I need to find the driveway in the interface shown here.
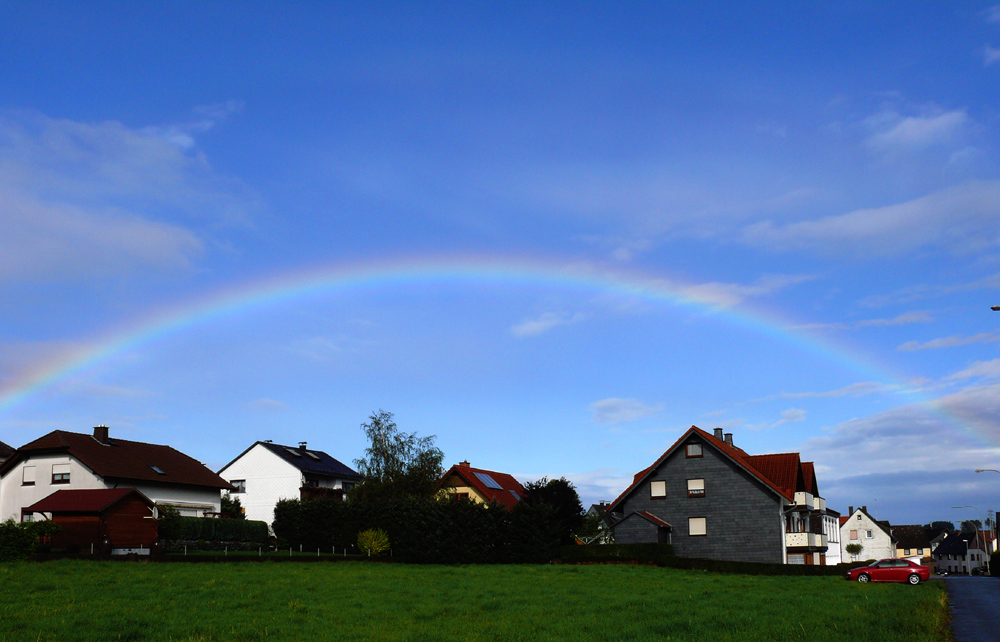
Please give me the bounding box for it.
[945,576,1000,642]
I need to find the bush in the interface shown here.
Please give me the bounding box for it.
[357,528,390,556]
[160,514,268,544]
[0,519,61,562]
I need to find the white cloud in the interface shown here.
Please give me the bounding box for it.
[898,331,1000,352]
[772,408,807,427]
[677,274,814,308]
[984,5,1000,23]
[984,45,1000,66]
[0,109,260,285]
[740,180,1000,257]
[511,311,588,337]
[766,381,899,400]
[856,311,933,327]
[562,468,637,506]
[864,108,972,154]
[589,398,663,425]
[249,398,288,411]
[944,359,1000,382]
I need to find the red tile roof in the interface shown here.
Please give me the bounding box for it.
[800,461,819,496]
[437,463,526,509]
[607,426,808,514]
[25,488,154,514]
[635,511,672,528]
[0,429,233,490]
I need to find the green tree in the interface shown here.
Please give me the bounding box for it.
[521,477,584,545]
[221,493,246,519]
[845,542,864,561]
[351,409,444,501]
[961,519,983,533]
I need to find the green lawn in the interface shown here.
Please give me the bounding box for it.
[0,561,949,642]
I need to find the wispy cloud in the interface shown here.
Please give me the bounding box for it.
[589,398,663,425]
[0,109,260,285]
[511,311,588,337]
[898,331,1000,352]
[762,381,899,401]
[944,359,1000,382]
[983,5,1000,24]
[983,45,1000,66]
[864,108,972,154]
[856,311,933,327]
[249,398,288,411]
[740,180,1000,258]
[772,408,807,427]
[678,274,815,308]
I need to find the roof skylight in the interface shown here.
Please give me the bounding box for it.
[284,447,302,457]
[305,451,321,460]
[149,465,165,475]
[474,472,502,490]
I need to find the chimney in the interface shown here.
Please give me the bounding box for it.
[459,460,470,467]
[93,425,109,444]
[849,506,854,515]
[298,441,308,449]
[862,505,867,513]
[724,433,733,447]
[713,428,723,440]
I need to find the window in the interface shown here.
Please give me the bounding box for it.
[857,514,861,520]
[918,548,923,555]
[149,465,165,475]
[865,530,873,539]
[341,481,354,493]
[650,481,666,498]
[22,466,35,486]
[689,517,706,536]
[904,549,911,555]
[850,530,858,540]
[685,443,703,458]
[687,479,705,498]
[231,479,246,493]
[51,463,70,484]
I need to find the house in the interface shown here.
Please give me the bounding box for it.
[891,524,933,564]
[606,426,833,565]
[839,506,894,561]
[0,441,14,465]
[23,488,158,554]
[933,531,992,575]
[0,426,233,522]
[581,502,616,544]
[436,461,526,509]
[217,440,362,527]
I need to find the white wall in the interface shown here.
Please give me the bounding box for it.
[840,510,894,561]
[0,455,104,521]
[218,444,302,528]
[824,514,842,565]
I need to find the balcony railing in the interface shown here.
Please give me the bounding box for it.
[785,532,826,548]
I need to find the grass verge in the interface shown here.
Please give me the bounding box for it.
[0,560,949,642]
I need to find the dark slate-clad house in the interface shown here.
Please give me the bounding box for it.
[607,426,833,565]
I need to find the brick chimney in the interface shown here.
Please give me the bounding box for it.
[93,425,110,444]
[724,433,733,447]
[849,506,854,515]
[713,427,723,440]
[459,460,470,467]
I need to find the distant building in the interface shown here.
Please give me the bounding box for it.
[840,506,894,561]
[436,461,526,509]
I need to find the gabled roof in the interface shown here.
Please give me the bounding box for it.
[0,440,14,460]
[634,511,672,528]
[219,441,361,480]
[800,462,819,496]
[437,462,526,510]
[892,524,931,550]
[607,426,801,513]
[934,532,972,556]
[25,488,154,514]
[0,429,233,490]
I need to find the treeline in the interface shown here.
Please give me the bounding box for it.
[273,496,566,563]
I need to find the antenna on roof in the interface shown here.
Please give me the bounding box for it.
[299,441,308,449]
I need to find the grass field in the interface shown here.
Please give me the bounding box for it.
[0,560,949,642]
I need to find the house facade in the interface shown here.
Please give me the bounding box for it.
[891,524,932,564]
[436,461,526,509]
[606,426,833,565]
[839,506,894,561]
[218,441,362,527]
[933,531,992,575]
[0,426,232,521]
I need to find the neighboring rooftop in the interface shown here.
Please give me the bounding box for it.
[0,440,14,460]
[25,488,154,514]
[892,524,931,550]
[437,461,526,509]
[219,441,362,480]
[0,426,233,490]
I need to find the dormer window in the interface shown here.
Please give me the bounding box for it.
[685,443,703,458]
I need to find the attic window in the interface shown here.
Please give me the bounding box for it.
[284,448,302,457]
[685,443,703,458]
[474,472,502,490]
[149,465,166,475]
[304,451,321,460]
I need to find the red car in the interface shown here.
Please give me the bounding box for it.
[845,559,930,585]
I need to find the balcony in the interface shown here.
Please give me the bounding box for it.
[785,532,826,549]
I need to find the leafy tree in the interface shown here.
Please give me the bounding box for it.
[157,505,183,540]
[221,493,246,520]
[845,542,864,561]
[351,409,444,501]
[521,477,584,545]
[925,521,955,532]
[961,519,983,533]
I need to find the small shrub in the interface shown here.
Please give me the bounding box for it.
[357,528,390,556]
[0,519,61,561]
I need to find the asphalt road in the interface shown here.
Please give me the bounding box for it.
[945,576,1000,642]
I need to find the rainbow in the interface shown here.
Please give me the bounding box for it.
[0,254,970,435]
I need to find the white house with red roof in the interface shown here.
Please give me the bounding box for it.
[0,426,233,522]
[607,426,833,565]
[840,506,895,562]
[436,461,526,509]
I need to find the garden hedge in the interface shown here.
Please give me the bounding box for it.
[173,516,269,543]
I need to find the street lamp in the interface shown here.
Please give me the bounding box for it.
[992,306,1000,311]
[975,470,999,554]
[952,505,990,576]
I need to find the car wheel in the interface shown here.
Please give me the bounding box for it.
[858,573,870,583]
[908,574,921,585]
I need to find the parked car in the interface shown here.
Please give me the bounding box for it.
[845,559,930,585]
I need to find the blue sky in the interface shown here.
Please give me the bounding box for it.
[2,2,1000,526]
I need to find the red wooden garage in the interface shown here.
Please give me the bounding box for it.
[25,488,158,553]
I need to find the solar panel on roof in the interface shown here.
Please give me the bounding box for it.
[284,447,302,457]
[474,472,502,489]
[509,490,520,501]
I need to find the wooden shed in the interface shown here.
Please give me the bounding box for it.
[24,488,158,553]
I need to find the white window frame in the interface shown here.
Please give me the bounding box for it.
[650,480,666,498]
[689,517,706,536]
[687,478,705,498]
[22,465,35,486]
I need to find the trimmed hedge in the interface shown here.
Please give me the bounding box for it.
[172,517,268,543]
[557,543,868,576]
[0,519,61,562]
